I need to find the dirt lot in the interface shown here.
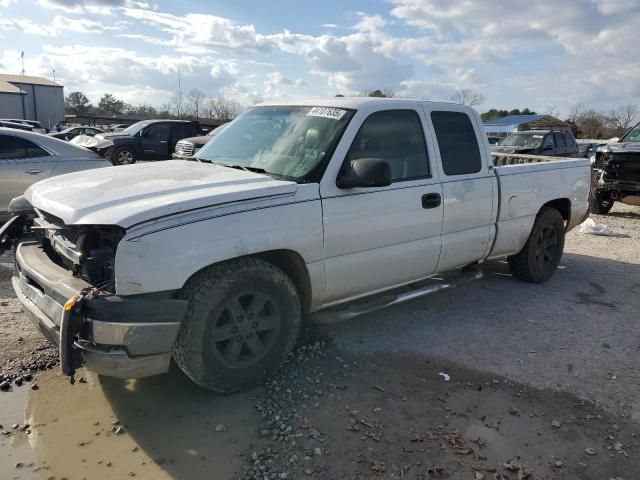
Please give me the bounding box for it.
[1,204,639,480]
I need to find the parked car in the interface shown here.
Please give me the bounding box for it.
[492,129,579,157]
[1,119,46,134]
[173,123,229,160]
[487,135,502,145]
[591,121,640,214]
[49,126,104,141]
[0,99,590,392]
[109,124,127,133]
[577,141,603,159]
[0,120,33,131]
[72,119,203,165]
[0,127,112,222]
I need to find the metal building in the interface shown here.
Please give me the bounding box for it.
[483,114,570,138]
[0,73,64,130]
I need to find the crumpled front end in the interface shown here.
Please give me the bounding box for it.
[594,144,640,205]
[4,207,187,379]
[69,134,115,160]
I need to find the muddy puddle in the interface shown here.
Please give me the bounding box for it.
[0,367,260,479]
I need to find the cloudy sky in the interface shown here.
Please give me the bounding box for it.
[1,0,639,114]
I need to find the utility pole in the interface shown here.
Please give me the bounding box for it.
[53,68,56,84]
[20,51,25,75]
[177,69,182,119]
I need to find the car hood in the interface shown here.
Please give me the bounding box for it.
[178,135,211,146]
[69,134,114,151]
[25,161,297,228]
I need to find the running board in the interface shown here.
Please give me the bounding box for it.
[310,266,483,325]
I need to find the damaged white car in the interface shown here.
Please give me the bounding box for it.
[1,99,590,392]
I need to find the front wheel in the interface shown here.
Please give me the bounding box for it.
[508,207,565,283]
[112,147,136,165]
[590,190,614,214]
[173,258,301,392]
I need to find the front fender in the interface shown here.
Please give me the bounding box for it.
[114,198,325,299]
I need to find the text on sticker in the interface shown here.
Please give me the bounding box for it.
[307,107,347,120]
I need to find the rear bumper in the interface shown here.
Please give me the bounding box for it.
[12,242,187,379]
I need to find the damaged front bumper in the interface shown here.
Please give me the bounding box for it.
[12,241,187,379]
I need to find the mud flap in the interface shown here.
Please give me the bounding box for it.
[59,294,87,383]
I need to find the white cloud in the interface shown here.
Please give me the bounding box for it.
[0,18,58,36]
[0,0,16,6]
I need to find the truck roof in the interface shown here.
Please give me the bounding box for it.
[256,97,462,110]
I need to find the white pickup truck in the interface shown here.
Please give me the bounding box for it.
[1,99,590,392]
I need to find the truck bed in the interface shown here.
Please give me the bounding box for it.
[487,154,591,259]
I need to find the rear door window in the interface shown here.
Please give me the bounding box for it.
[563,133,576,151]
[430,111,481,175]
[171,123,186,139]
[554,133,566,148]
[0,135,50,159]
[145,124,170,141]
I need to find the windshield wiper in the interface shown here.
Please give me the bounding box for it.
[198,159,268,174]
[226,164,268,174]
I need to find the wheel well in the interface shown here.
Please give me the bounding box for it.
[181,250,312,314]
[254,250,312,314]
[542,198,570,223]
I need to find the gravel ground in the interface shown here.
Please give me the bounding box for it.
[1,203,640,479]
[328,204,640,419]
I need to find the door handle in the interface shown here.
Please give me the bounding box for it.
[160,140,168,144]
[25,169,44,175]
[421,193,441,209]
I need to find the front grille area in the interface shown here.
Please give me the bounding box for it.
[175,141,195,156]
[32,211,125,293]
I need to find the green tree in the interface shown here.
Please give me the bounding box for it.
[98,93,128,114]
[64,91,91,115]
[125,104,158,118]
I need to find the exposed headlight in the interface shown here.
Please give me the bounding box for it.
[8,196,34,215]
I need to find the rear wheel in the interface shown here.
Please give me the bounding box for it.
[174,258,301,392]
[590,190,614,214]
[508,207,565,283]
[112,147,136,165]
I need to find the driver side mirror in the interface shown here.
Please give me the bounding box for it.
[336,158,392,189]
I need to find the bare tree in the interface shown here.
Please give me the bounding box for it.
[188,88,206,121]
[450,89,485,107]
[566,104,583,125]
[170,92,183,119]
[609,104,639,131]
[543,106,560,118]
[205,97,243,121]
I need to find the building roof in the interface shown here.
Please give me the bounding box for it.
[0,79,24,94]
[483,115,543,126]
[0,73,62,95]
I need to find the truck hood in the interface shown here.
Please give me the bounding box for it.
[25,161,297,228]
[599,142,640,154]
[492,146,536,154]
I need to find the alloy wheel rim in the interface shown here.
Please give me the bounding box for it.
[118,151,133,164]
[534,225,557,269]
[210,291,281,368]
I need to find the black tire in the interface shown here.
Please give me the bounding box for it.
[508,207,565,283]
[590,190,614,214]
[173,257,301,392]
[112,146,136,165]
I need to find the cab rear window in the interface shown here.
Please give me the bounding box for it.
[431,111,482,176]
